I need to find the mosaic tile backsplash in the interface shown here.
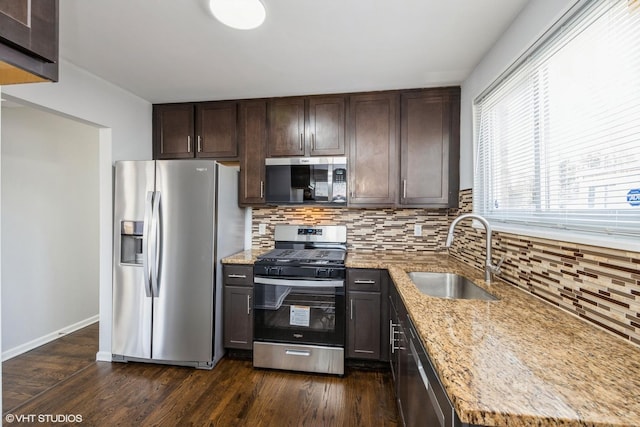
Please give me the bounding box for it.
[252,190,640,346]
[448,190,640,346]
[251,207,455,252]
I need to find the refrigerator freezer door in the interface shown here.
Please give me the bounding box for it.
[112,161,155,359]
[152,160,216,363]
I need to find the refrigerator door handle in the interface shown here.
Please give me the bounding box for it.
[150,191,162,297]
[142,191,154,298]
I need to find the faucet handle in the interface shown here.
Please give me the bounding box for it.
[493,254,506,275]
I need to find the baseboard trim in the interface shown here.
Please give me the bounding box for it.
[96,351,112,362]
[2,315,99,361]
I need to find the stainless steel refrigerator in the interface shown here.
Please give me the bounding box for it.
[112,160,244,369]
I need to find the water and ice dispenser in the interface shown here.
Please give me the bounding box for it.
[120,220,144,265]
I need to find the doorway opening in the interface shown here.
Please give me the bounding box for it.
[1,100,101,361]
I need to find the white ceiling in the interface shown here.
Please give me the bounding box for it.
[59,0,530,104]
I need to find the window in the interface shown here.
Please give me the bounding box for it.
[474,0,640,242]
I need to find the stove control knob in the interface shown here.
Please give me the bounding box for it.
[268,266,281,275]
[316,268,332,278]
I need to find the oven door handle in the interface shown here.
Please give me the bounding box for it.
[254,276,344,288]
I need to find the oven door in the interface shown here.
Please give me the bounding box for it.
[253,276,345,347]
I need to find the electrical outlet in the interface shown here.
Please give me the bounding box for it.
[258,223,267,235]
[414,224,422,237]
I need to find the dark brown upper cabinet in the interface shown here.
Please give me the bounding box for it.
[267,97,304,156]
[0,0,58,84]
[153,102,238,160]
[150,87,460,209]
[400,88,460,207]
[348,92,400,206]
[267,95,346,157]
[196,102,238,158]
[307,96,346,156]
[153,104,195,159]
[238,100,267,206]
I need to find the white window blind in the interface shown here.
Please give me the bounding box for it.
[474,0,640,239]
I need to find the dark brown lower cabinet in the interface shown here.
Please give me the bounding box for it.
[389,280,461,427]
[223,265,253,350]
[346,269,389,361]
[347,291,381,359]
[389,282,401,383]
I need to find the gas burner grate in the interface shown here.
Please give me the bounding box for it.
[258,248,346,263]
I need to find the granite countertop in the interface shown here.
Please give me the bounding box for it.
[221,248,269,265]
[223,249,640,427]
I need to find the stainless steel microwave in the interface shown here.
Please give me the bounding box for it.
[264,157,347,206]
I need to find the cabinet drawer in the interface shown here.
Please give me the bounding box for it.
[347,269,381,292]
[223,265,253,286]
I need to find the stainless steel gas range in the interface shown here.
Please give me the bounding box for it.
[252,225,347,375]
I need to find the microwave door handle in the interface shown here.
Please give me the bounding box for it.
[142,191,154,298]
[328,163,334,202]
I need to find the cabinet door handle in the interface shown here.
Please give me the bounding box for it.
[390,320,395,353]
[187,136,192,152]
[299,133,303,151]
[354,279,376,285]
[390,321,401,353]
[350,298,354,320]
[311,133,315,150]
[227,274,247,279]
[197,135,202,152]
[409,326,416,339]
[260,181,264,199]
[247,295,251,315]
[403,179,407,199]
[286,349,311,357]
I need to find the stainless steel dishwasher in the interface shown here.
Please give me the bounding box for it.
[403,321,457,427]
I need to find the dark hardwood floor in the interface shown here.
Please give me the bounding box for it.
[3,324,399,426]
[2,322,99,412]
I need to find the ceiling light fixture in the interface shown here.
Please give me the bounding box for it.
[209,0,266,30]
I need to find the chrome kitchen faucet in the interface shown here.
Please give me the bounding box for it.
[445,214,504,283]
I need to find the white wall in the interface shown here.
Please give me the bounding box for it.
[1,106,100,357]
[3,60,151,161]
[1,59,152,361]
[0,87,3,415]
[459,0,580,189]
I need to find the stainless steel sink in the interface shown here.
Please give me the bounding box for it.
[408,272,498,301]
